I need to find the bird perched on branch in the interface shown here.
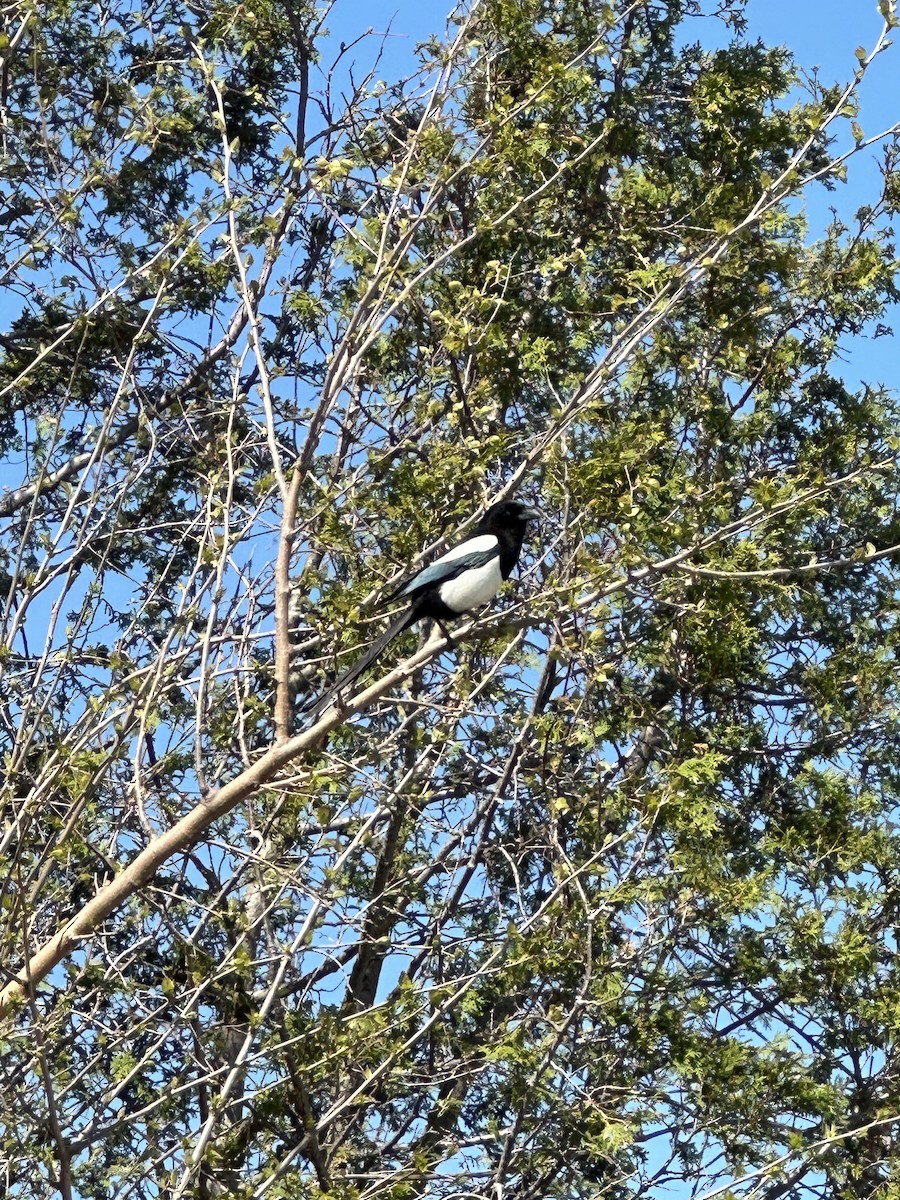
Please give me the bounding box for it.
[303,499,541,722]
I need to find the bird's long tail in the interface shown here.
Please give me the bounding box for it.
[301,607,418,723]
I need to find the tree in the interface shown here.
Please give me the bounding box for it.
[3,0,900,1196]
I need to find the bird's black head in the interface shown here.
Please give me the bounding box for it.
[479,500,541,529]
[476,500,541,580]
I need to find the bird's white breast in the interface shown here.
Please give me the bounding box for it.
[437,554,504,614]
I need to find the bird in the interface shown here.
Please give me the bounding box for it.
[303,499,541,721]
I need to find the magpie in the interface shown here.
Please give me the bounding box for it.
[304,500,541,720]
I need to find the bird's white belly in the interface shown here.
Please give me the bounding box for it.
[437,557,504,614]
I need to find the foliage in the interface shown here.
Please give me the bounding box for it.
[2,0,900,1198]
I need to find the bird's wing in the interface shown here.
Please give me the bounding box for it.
[387,534,499,603]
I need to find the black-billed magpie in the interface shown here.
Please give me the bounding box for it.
[304,500,540,720]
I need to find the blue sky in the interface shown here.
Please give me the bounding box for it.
[326,0,895,119]
[725,0,900,389]
[324,0,899,392]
